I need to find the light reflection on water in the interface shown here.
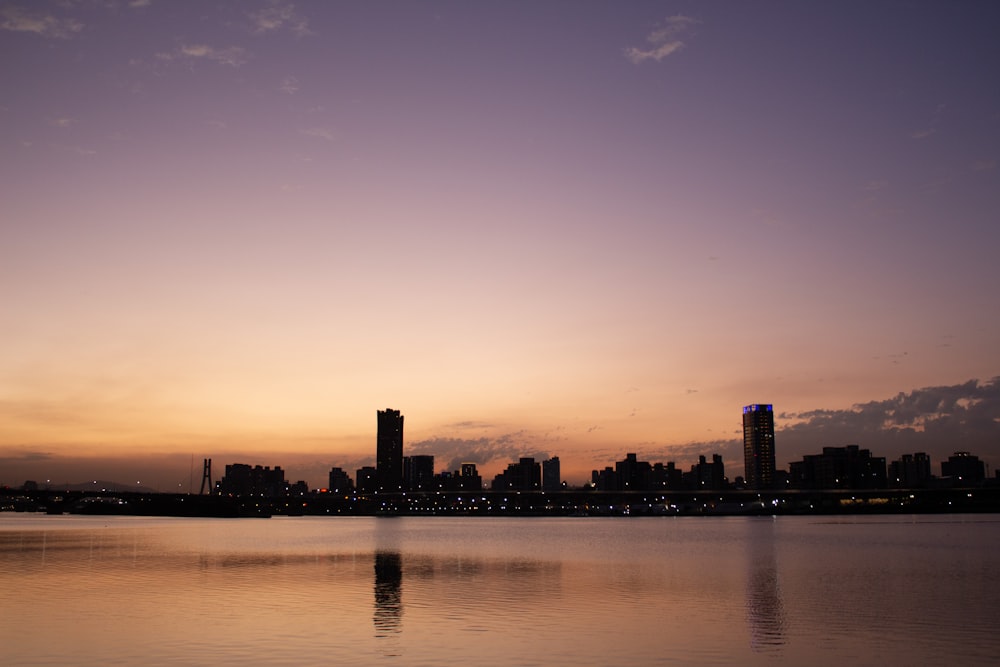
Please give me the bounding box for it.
[744,519,786,653]
[1,514,999,666]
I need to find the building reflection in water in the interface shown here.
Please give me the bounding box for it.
[373,551,403,638]
[745,519,786,652]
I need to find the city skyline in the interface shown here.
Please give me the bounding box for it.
[6,397,996,493]
[2,2,999,490]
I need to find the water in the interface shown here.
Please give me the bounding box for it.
[1,514,998,666]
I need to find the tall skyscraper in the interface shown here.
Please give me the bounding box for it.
[743,404,776,490]
[376,408,404,492]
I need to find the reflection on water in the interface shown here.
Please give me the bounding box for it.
[1,515,999,666]
[745,518,786,652]
[373,551,402,637]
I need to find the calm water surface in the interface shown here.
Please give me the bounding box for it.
[1,514,997,666]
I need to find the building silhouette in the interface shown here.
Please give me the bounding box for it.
[542,456,561,491]
[357,466,377,493]
[652,461,682,489]
[788,445,887,489]
[404,455,434,491]
[941,451,986,486]
[328,467,354,494]
[616,453,650,490]
[492,457,541,491]
[457,463,483,491]
[376,408,404,492]
[888,453,932,488]
[743,404,776,490]
[217,463,287,497]
[592,455,686,491]
[691,454,727,490]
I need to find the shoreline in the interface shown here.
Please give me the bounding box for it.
[4,486,1000,518]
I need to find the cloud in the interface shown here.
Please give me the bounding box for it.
[300,127,335,141]
[625,15,700,64]
[862,180,888,192]
[250,1,311,36]
[643,439,740,466]
[971,158,996,172]
[407,433,550,474]
[129,0,152,8]
[51,117,77,128]
[155,44,250,67]
[178,43,250,67]
[447,420,496,430]
[0,448,54,464]
[0,6,84,38]
[279,75,299,95]
[625,378,1000,480]
[775,378,1000,466]
[910,128,936,140]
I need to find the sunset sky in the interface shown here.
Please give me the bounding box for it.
[2,1,999,489]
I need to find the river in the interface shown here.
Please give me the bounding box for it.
[1,514,997,666]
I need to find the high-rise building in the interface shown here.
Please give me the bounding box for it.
[404,454,434,491]
[491,457,541,491]
[376,408,404,492]
[941,451,986,486]
[457,463,483,491]
[217,463,287,497]
[788,445,886,490]
[692,454,727,490]
[615,452,652,491]
[356,466,377,493]
[328,467,354,494]
[888,452,932,488]
[743,404,776,490]
[542,456,561,491]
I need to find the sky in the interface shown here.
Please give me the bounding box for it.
[2,0,999,490]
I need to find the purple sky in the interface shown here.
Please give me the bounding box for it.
[2,1,999,489]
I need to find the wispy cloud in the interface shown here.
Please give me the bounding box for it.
[250,1,311,36]
[279,75,299,94]
[910,128,936,140]
[408,432,548,473]
[625,15,700,64]
[0,448,54,464]
[154,44,250,68]
[51,116,77,128]
[129,0,152,8]
[300,127,335,142]
[862,180,888,192]
[178,43,250,67]
[0,5,83,38]
[971,158,996,172]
